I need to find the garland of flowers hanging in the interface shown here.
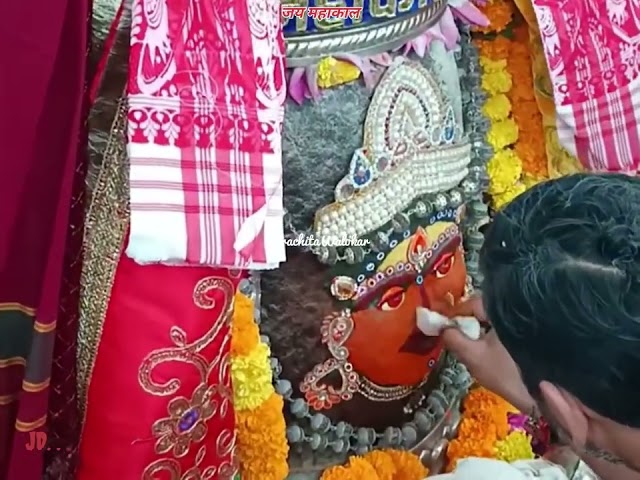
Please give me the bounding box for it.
[475,0,552,209]
[507,21,548,184]
[320,449,428,480]
[446,387,551,470]
[230,292,289,480]
[473,0,526,210]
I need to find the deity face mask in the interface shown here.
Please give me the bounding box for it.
[259,54,486,461]
[298,60,471,414]
[341,220,466,387]
[299,214,469,409]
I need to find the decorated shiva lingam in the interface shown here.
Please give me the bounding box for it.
[257,0,492,467]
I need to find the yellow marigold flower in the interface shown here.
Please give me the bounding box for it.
[480,56,508,73]
[493,183,527,210]
[482,69,513,96]
[446,388,518,470]
[483,94,512,122]
[231,342,274,411]
[487,149,523,195]
[317,57,361,89]
[487,118,519,151]
[495,431,535,462]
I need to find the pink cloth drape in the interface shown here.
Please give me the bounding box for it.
[126,0,287,268]
[533,0,640,173]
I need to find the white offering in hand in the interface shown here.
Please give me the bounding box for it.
[415,307,481,340]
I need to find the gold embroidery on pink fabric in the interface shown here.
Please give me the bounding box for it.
[139,276,237,479]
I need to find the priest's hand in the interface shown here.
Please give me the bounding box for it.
[442,294,537,414]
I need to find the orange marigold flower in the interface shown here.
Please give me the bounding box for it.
[505,30,550,180]
[476,36,512,61]
[321,457,380,480]
[445,388,519,470]
[383,449,428,479]
[230,292,260,356]
[473,0,515,34]
[361,451,396,480]
[236,393,289,480]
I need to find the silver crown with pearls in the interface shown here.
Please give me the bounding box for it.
[314,58,471,243]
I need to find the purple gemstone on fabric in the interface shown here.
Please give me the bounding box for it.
[178,409,200,432]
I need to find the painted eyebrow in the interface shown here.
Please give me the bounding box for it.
[352,235,461,309]
[421,235,461,273]
[353,271,416,310]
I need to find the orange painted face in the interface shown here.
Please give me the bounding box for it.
[344,222,467,387]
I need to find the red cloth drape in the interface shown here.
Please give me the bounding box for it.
[78,255,241,479]
[0,0,89,477]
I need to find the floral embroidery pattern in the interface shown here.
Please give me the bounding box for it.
[152,385,218,457]
[139,276,238,480]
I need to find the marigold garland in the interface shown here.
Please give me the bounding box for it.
[384,450,429,478]
[476,6,549,210]
[482,94,511,122]
[476,36,511,60]
[474,15,524,210]
[507,22,548,180]
[487,119,518,150]
[321,456,381,480]
[363,451,397,480]
[446,387,520,470]
[480,59,512,96]
[231,292,289,480]
[320,449,428,480]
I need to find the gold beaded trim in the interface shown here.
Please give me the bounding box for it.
[77,98,129,421]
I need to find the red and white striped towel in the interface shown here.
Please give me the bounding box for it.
[126,0,287,268]
[533,0,640,174]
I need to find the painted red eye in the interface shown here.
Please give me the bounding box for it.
[434,253,455,278]
[376,286,405,311]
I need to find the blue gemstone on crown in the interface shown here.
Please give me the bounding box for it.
[440,106,457,144]
[349,149,374,188]
[353,167,372,186]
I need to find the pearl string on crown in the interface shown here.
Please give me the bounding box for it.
[316,60,471,246]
